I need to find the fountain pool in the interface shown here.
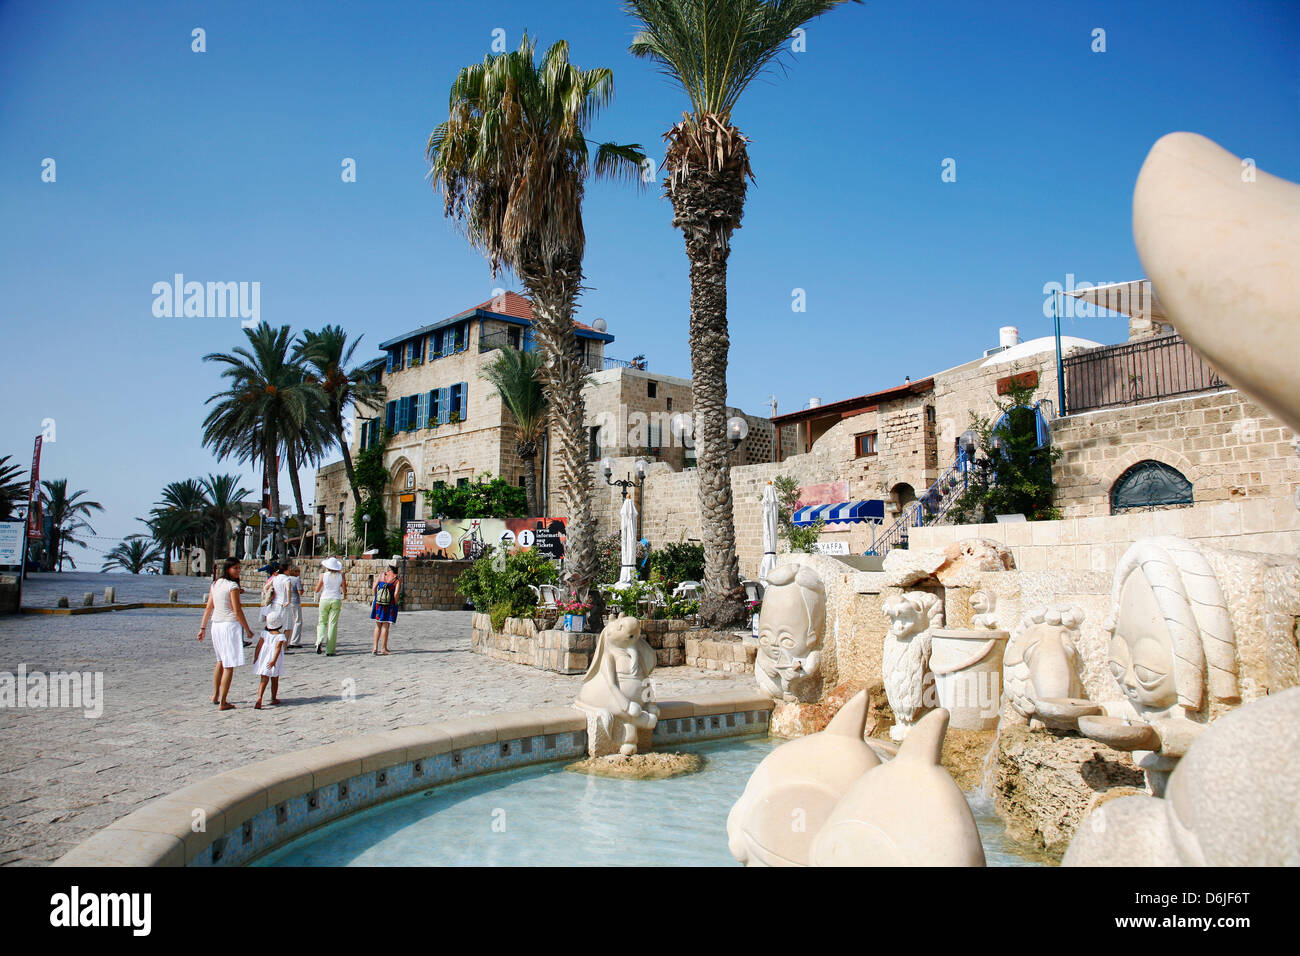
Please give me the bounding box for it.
[252,736,1046,866]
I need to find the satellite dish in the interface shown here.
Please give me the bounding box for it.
[592,317,607,333]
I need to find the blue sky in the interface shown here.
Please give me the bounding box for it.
[2,0,1297,551]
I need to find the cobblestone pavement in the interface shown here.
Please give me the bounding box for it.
[0,574,741,866]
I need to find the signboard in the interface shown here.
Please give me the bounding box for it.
[0,520,25,566]
[795,480,849,511]
[402,516,567,560]
[812,540,850,555]
[26,436,42,539]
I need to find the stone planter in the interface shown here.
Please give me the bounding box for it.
[928,627,1009,731]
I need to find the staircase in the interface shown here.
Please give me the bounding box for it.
[867,456,970,558]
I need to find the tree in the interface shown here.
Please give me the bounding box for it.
[0,455,27,520]
[947,379,1062,524]
[428,34,644,618]
[203,323,316,557]
[625,0,858,625]
[145,479,209,574]
[481,347,548,515]
[294,326,386,511]
[772,474,823,553]
[352,433,391,552]
[39,479,104,571]
[200,474,251,565]
[101,536,164,574]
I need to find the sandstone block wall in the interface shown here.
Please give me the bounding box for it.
[469,614,691,673]
[241,558,470,611]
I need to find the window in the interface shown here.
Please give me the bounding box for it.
[1110,460,1193,513]
[416,392,429,429]
[384,400,397,433]
[925,405,936,424]
[449,382,467,421]
[386,350,400,374]
[429,389,441,425]
[407,338,423,366]
[855,431,878,457]
[431,329,445,357]
[589,425,601,461]
[456,477,469,488]
[648,380,658,398]
[666,397,673,411]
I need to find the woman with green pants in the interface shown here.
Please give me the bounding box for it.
[314,557,348,655]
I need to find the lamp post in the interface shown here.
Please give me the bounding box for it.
[600,456,648,500]
[259,508,272,560]
[726,416,749,452]
[362,513,371,554]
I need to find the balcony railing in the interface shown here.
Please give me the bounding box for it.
[479,329,645,372]
[1062,333,1225,415]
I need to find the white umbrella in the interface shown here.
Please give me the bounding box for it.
[616,496,638,587]
[760,481,779,583]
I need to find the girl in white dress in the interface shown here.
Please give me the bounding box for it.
[198,558,254,711]
[253,606,288,710]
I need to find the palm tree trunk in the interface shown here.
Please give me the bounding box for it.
[264,429,281,557]
[519,443,539,517]
[286,444,306,530]
[336,412,364,510]
[671,163,748,628]
[518,259,604,628]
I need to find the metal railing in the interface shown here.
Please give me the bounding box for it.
[867,457,970,558]
[1062,333,1225,415]
[479,330,643,373]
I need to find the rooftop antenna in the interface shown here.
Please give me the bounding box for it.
[767,394,778,418]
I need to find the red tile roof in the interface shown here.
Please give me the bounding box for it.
[468,290,602,332]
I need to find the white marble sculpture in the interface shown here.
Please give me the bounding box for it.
[929,626,1010,731]
[574,616,659,757]
[727,691,878,866]
[1003,605,1096,732]
[882,591,943,740]
[754,564,825,703]
[810,707,985,866]
[970,589,998,629]
[1133,132,1300,435]
[1064,687,1300,866]
[1077,537,1238,793]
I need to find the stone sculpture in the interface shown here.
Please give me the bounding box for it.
[929,626,1010,731]
[573,616,659,757]
[727,691,878,866]
[881,591,943,740]
[754,564,825,703]
[1064,687,1300,866]
[810,708,986,867]
[970,589,998,629]
[1003,605,1097,732]
[1077,537,1238,793]
[1133,132,1300,435]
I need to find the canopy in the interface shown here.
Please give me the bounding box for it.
[759,482,779,583]
[793,500,885,527]
[615,496,638,588]
[1063,279,1170,324]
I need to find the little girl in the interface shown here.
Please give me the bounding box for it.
[253,606,288,710]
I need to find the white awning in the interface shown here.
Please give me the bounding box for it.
[1063,279,1169,324]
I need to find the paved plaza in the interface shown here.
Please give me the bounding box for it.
[0,573,740,866]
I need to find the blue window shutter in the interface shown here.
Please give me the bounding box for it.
[459,382,468,420]
[385,401,396,432]
[408,396,418,431]
[439,387,449,424]
[385,351,396,374]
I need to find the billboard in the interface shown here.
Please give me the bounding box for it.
[403,516,567,561]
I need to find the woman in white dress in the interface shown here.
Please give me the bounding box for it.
[198,558,254,710]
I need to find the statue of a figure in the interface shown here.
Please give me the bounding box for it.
[574,616,659,757]
[970,589,998,629]
[1003,605,1094,731]
[882,591,944,740]
[755,564,826,703]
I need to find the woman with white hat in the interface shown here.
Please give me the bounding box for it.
[315,557,348,655]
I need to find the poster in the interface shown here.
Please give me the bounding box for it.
[403,516,567,560]
[0,520,24,566]
[795,479,849,511]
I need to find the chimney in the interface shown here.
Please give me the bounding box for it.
[999,326,1020,349]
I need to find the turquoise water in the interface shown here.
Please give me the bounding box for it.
[253,736,1043,866]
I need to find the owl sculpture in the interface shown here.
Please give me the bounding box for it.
[881,591,944,741]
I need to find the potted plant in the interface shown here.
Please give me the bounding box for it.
[747,599,762,637]
[558,597,591,633]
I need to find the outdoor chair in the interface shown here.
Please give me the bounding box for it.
[530,584,562,610]
[637,586,667,619]
[673,581,702,601]
[741,579,764,603]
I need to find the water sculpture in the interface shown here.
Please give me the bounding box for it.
[810,707,986,867]
[1064,687,1300,866]
[882,591,944,740]
[1077,537,1238,793]
[929,625,1010,731]
[574,616,659,757]
[1003,605,1098,732]
[726,691,878,866]
[754,564,825,703]
[970,589,998,629]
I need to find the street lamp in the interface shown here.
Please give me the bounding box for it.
[601,456,648,500]
[259,508,272,559]
[727,416,749,450]
[362,513,372,553]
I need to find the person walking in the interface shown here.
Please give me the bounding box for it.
[284,564,304,650]
[252,606,288,709]
[369,559,401,655]
[198,558,254,710]
[315,556,347,655]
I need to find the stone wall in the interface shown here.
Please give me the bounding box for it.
[684,633,757,674]
[469,614,692,674]
[907,498,1300,577]
[1050,387,1298,518]
[241,558,471,611]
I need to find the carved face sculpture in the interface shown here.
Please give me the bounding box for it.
[757,566,825,669]
[1108,569,1179,715]
[884,597,923,641]
[970,591,991,616]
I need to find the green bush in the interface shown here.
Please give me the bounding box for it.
[647,541,704,588]
[424,472,527,519]
[597,531,650,585]
[772,474,823,553]
[455,545,558,623]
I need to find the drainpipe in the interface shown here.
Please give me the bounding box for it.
[1054,291,1066,415]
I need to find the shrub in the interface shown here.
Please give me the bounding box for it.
[772,474,823,553]
[647,541,704,587]
[597,531,650,585]
[455,544,558,624]
[424,472,527,519]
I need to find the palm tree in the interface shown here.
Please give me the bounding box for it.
[295,326,387,511]
[0,455,27,520]
[428,34,644,610]
[625,0,857,626]
[39,479,104,571]
[203,323,316,558]
[101,535,164,575]
[200,474,251,565]
[482,347,548,516]
[275,363,334,527]
[147,479,209,574]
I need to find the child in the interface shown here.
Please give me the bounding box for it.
[253,606,288,710]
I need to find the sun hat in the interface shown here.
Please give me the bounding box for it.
[322,557,343,572]
[264,607,285,630]
[388,557,401,570]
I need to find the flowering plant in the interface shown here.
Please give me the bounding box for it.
[557,599,591,614]
[746,599,761,613]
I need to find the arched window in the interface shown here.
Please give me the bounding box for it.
[1110,460,1193,513]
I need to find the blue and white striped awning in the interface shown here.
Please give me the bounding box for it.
[793,500,886,527]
